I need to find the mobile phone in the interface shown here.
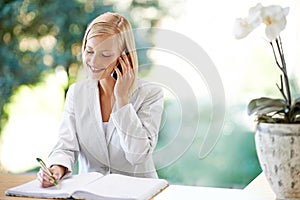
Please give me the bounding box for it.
[111,60,123,80]
[111,51,130,80]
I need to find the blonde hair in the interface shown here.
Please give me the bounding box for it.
[82,12,138,88]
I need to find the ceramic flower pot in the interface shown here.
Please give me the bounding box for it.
[255,123,300,200]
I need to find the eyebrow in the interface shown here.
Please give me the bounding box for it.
[86,45,114,52]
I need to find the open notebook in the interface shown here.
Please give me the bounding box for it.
[5,172,169,200]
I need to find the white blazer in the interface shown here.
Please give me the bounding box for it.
[47,78,164,178]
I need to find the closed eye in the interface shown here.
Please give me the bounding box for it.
[102,52,113,57]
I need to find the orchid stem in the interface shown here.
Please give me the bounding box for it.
[275,37,292,109]
[276,75,287,102]
[270,41,282,70]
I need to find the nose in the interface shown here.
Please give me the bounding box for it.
[89,52,99,65]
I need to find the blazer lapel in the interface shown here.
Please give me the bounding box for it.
[106,113,116,145]
[87,80,110,166]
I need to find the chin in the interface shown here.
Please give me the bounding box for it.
[89,72,111,81]
[86,71,100,80]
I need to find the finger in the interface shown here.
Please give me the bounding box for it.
[49,168,61,181]
[118,57,127,74]
[121,51,131,69]
[123,68,132,80]
[114,66,122,80]
[43,173,55,187]
[127,66,134,77]
[41,167,58,183]
[108,58,119,73]
[128,66,134,75]
[42,172,52,183]
[41,168,52,180]
[42,180,54,188]
[37,169,54,188]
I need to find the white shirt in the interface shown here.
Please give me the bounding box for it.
[102,122,109,144]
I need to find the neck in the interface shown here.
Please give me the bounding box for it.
[98,78,115,96]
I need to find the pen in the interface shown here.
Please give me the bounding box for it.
[36,158,58,186]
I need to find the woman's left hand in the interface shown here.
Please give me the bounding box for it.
[114,52,135,109]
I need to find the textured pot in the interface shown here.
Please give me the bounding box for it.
[255,123,300,200]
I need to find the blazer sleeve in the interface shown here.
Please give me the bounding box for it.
[110,83,164,165]
[47,84,79,174]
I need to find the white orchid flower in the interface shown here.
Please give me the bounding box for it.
[234,3,262,39]
[261,5,289,40]
[234,18,253,39]
[248,3,263,17]
[234,3,289,41]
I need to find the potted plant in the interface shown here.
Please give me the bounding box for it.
[234,3,300,199]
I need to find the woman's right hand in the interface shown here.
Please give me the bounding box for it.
[114,52,135,109]
[37,165,65,188]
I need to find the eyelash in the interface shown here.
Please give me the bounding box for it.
[86,50,111,57]
[102,54,111,57]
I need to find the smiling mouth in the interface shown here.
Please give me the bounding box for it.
[88,65,105,73]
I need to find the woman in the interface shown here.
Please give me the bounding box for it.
[37,12,164,187]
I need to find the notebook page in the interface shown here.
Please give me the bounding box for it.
[5,179,70,199]
[62,172,103,194]
[5,172,103,199]
[72,174,168,200]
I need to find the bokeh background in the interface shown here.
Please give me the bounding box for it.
[1,0,299,189]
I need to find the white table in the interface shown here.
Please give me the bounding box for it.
[154,173,275,200]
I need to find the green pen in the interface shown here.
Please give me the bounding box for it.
[36,158,58,186]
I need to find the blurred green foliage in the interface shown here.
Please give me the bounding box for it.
[0,0,175,133]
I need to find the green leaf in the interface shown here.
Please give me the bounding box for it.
[290,97,300,121]
[257,114,276,123]
[247,97,286,116]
